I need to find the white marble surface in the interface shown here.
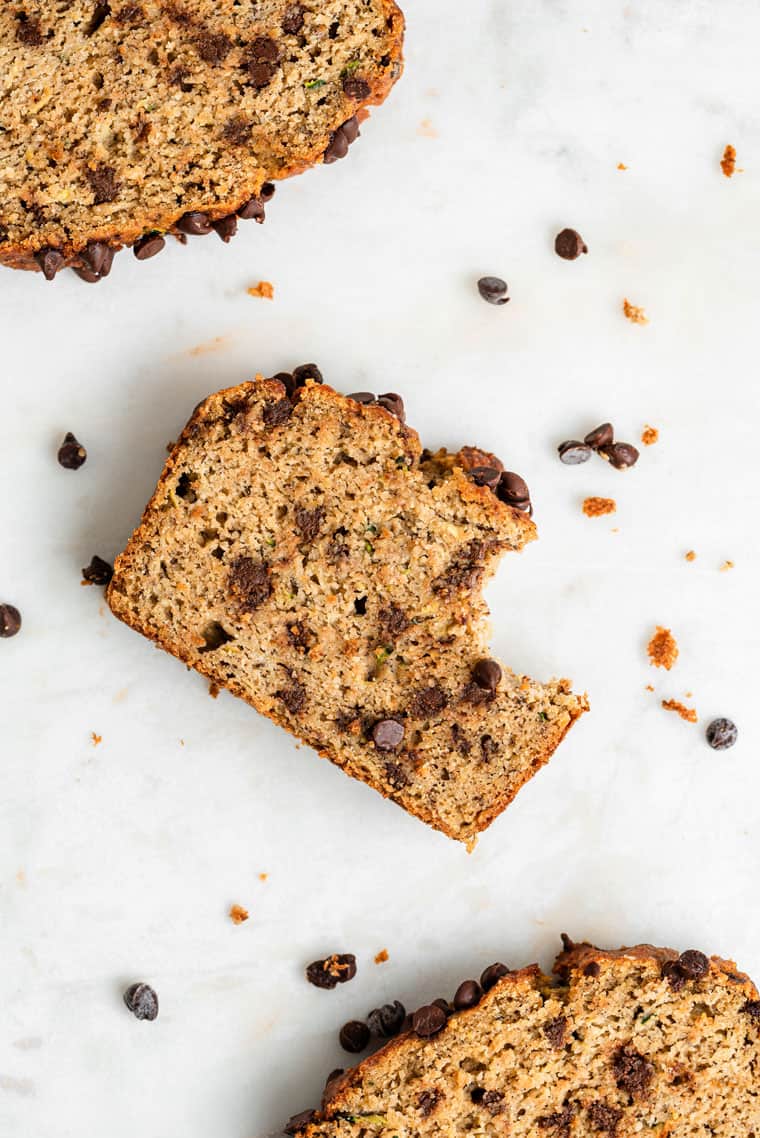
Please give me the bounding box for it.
[3,2,760,1135]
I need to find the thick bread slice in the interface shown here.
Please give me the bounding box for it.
[300,938,760,1138]
[0,0,403,280]
[107,374,587,844]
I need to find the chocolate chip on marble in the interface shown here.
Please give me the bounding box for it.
[584,423,614,450]
[411,1004,448,1038]
[35,248,65,280]
[472,659,501,692]
[133,234,166,260]
[453,980,482,1010]
[237,196,266,221]
[305,953,357,989]
[284,1110,316,1135]
[324,116,361,164]
[477,276,509,305]
[123,982,158,1021]
[480,962,509,991]
[57,431,87,470]
[600,441,639,469]
[469,466,502,491]
[177,211,212,236]
[82,556,113,586]
[339,1020,370,1053]
[554,228,588,260]
[261,182,276,202]
[0,604,22,638]
[706,718,738,750]
[558,440,592,465]
[73,241,115,282]
[371,718,405,751]
[367,1000,406,1038]
[212,215,238,243]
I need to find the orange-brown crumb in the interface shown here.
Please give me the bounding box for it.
[259,873,268,882]
[617,162,628,170]
[418,118,438,138]
[623,298,648,325]
[188,336,227,357]
[720,560,735,571]
[641,425,658,446]
[582,496,616,517]
[247,280,274,299]
[374,949,389,964]
[229,904,249,925]
[685,550,697,562]
[324,954,353,979]
[209,682,220,698]
[662,699,697,723]
[645,684,654,692]
[91,731,102,746]
[648,626,679,670]
[721,144,737,178]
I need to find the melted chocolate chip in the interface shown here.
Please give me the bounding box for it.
[343,76,371,100]
[417,1089,441,1117]
[469,466,502,490]
[584,961,601,977]
[612,1045,654,1098]
[282,4,305,34]
[324,117,361,163]
[74,241,115,282]
[472,659,501,692]
[284,1110,316,1135]
[677,949,709,979]
[228,557,270,611]
[294,506,325,542]
[195,31,232,64]
[292,363,323,387]
[409,685,448,719]
[277,680,306,715]
[263,399,293,429]
[87,164,120,204]
[237,196,266,222]
[587,1102,623,1134]
[35,248,65,281]
[543,1015,567,1049]
[378,604,409,637]
[82,556,113,586]
[377,392,405,422]
[133,233,165,260]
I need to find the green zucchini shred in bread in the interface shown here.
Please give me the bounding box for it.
[295,938,760,1138]
[106,373,587,844]
[0,0,404,280]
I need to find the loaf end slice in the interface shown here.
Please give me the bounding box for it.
[297,938,760,1138]
[107,374,588,843]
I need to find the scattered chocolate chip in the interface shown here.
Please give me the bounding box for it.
[584,423,614,450]
[284,1110,316,1135]
[339,1019,370,1053]
[497,471,531,513]
[554,228,588,260]
[477,276,509,305]
[237,196,265,222]
[212,215,238,243]
[74,241,115,282]
[583,961,601,977]
[343,76,371,100]
[600,441,639,469]
[133,233,165,260]
[377,392,405,422]
[324,116,361,163]
[480,962,509,991]
[677,949,709,979]
[123,982,158,1021]
[412,1004,447,1038]
[0,604,22,638]
[35,248,65,281]
[177,211,212,236]
[367,1000,406,1038]
[612,1045,654,1098]
[558,440,592,465]
[371,717,405,751]
[469,466,502,491]
[305,953,357,990]
[261,182,276,202]
[472,659,501,692]
[82,556,113,586]
[453,980,482,1010]
[57,431,87,470]
[282,4,305,34]
[432,997,454,1016]
[543,1015,568,1048]
[706,717,738,750]
[292,363,323,387]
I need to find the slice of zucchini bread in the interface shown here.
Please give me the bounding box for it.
[294,937,760,1138]
[0,0,403,282]
[106,372,587,844]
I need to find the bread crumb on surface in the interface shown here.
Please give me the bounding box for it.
[247,281,274,299]
[582,496,616,517]
[641,425,658,446]
[209,682,220,698]
[685,550,697,562]
[617,162,628,170]
[720,560,735,571]
[645,684,654,692]
[721,144,737,178]
[662,698,698,723]
[91,731,102,746]
[418,117,438,138]
[648,626,679,670]
[374,949,389,964]
[623,298,648,325]
[229,904,249,925]
[259,873,268,881]
[188,336,227,357]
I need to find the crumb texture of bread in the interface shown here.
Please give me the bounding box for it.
[304,940,760,1138]
[107,377,587,843]
[0,0,403,270]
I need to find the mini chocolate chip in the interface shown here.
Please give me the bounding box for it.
[477,276,509,305]
[377,392,405,422]
[284,1110,316,1135]
[367,1000,406,1038]
[453,980,482,1010]
[292,363,323,387]
[305,953,356,989]
[706,717,738,750]
[339,1019,370,1053]
[677,949,709,979]
[58,431,87,470]
[497,471,531,511]
[472,659,501,692]
[600,441,639,469]
[583,961,601,977]
[82,556,113,586]
[347,391,376,405]
[558,440,592,465]
[371,717,405,751]
[343,76,371,100]
[0,604,22,638]
[237,196,265,222]
[412,1004,447,1038]
[123,982,158,1020]
[555,228,588,260]
[480,962,509,991]
[584,423,614,449]
[469,466,502,490]
[35,248,65,281]
[212,215,238,242]
[133,234,165,260]
[177,211,212,236]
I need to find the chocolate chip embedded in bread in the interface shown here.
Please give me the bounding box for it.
[35,248,66,281]
[371,718,405,751]
[586,1102,623,1134]
[228,556,271,612]
[343,76,371,100]
[324,116,361,163]
[543,1015,567,1049]
[472,659,501,692]
[497,472,530,507]
[277,679,306,714]
[292,363,324,387]
[377,392,405,422]
[583,961,601,977]
[262,399,293,429]
[74,241,115,282]
[612,1045,654,1098]
[677,949,709,979]
[284,1109,316,1135]
[133,233,165,260]
[87,163,120,204]
[469,466,502,491]
[409,685,448,719]
[195,31,232,65]
[237,196,266,222]
[294,506,325,542]
[480,962,509,991]
[282,4,305,34]
[417,1089,441,1116]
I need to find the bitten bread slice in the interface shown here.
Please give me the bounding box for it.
[297,938,760,1138]
[0,0,403,281]
[107,372,587,844]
